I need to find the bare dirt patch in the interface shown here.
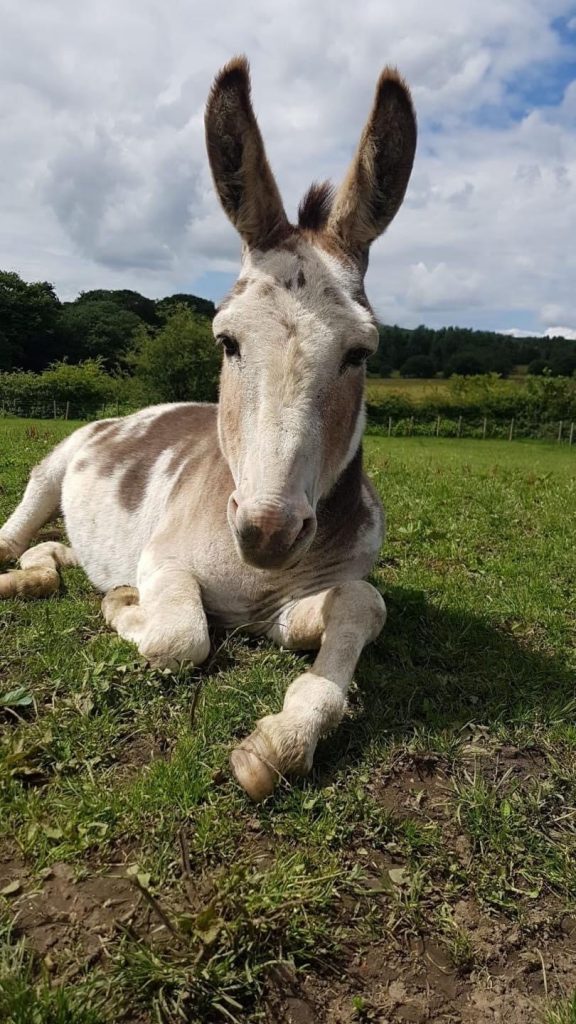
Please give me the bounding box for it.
[0,844,166,980]
[262,903,576,1024]
[262,747,576,1024]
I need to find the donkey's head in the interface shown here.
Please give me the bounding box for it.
[206,57,416,570]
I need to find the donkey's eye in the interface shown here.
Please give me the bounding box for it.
[218,334,240,358]
[342,346,370,370]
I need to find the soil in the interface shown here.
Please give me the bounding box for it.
[262,904,576,1024]
[263,748,576,1024]
[1,745,574,1022]
[0,846,155,979]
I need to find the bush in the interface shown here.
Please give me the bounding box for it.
[399,355,437,378]
[527,359,550,376]
[444,351,487,377]
[0,360,117,418]
[365,373,576,434]
[127,306,220,403]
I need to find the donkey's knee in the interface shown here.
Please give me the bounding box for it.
[20,542,78,572]
[137,617,211,670]
[103,586,211,669]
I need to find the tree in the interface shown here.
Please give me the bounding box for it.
[549,352,576,377]
[0,270,62,371]
[400,354,436,378]
[527,358,550,376]
[444,351,487,377]
[75,289,159,326]
[127,305,220,403]
[58,300,143,368]
[156,293,216,321]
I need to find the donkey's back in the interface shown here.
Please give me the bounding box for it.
[0,403,224,594]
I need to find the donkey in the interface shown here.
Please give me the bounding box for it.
[0,58,416,800]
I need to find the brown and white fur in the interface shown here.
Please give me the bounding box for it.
[0,58,416,801]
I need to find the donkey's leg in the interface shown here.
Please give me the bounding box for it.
[102,545,210,670]
[0,541,79,599]
[230,581,386,801]
[0,443,73,566]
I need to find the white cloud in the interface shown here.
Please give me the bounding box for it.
[504,327,576,340]
[545,326,576,340]
[0,0,575,336]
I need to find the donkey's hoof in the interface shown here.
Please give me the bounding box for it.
[0,572,17,598]
[101,586,139,625]
[230,732,280,802]
[0,567,59,599]
[0,539,17,567]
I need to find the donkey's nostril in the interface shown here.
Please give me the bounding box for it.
[296,514,316,547]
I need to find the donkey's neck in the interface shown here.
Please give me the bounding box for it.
[316,445,364,537]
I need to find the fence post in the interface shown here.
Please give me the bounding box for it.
[388,416,392,437]
[435,415,440,437]
[509,418,514,441]
[409,416,414,436]
[570,422,575,447]
[457,415,462,438]
[558,421,563,443]
[482,416,487,440]
[53,400,57,419]
[65,401,70,421]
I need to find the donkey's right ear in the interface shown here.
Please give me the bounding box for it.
[327,68,417,258]
[205,57,290,250]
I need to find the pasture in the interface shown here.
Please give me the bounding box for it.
[364,374,528,405]
[1,418,575,1023]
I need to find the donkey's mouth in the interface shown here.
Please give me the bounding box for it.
[231,515,317,571]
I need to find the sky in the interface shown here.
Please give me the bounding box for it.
[1,0,575,337]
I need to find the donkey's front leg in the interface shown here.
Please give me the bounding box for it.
[231,581,386,801]
[102,543,210,670]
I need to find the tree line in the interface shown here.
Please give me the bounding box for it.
[371,324,576,379]
[0,270,215,373]
[1,271,576,396]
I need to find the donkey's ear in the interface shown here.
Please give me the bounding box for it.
[327,68,416,257]
[205,56,290,249]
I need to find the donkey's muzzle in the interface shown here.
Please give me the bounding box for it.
[229,496,316,569]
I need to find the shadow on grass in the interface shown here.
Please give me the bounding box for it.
[312,584,575,779]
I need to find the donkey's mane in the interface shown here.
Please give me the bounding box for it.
[297,180,335,231]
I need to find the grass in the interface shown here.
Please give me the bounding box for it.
[0,418,575,1022]
[365,374,528,404]
[545,995,576,1024]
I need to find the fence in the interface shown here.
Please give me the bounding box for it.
[0,400,127,421]
[367,415,576,444]
[1,402,575,446]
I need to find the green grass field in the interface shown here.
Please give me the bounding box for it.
[365,374,528,405]
[1,419,575,1023]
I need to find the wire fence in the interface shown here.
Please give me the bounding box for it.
[1,402,575,445]
[368,414,576,444]
[0,400,126,421]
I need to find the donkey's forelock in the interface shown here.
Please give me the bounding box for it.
[297,182,335,232]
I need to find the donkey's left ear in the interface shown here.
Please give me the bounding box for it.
[327,68,416,257]
[205,56,290,250]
